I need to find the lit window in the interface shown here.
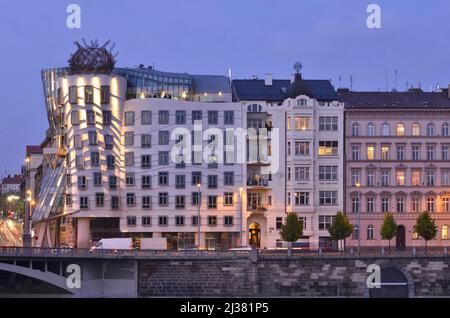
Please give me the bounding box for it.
[412,123,420,136]
[442,225,449,240]
[294,116,309,131]
[367,146,375,160]
[396,123,405,136]
[396,171,405,186]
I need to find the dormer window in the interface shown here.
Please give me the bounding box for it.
[297,99,307,106]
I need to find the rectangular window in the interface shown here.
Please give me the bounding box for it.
[397,198,405,213]
[396,171,405,186]
[427,171,435,186]
[88,131,97,145]
[85,85,94,104]
[427,197,435,213]
[318,116,338,131]
[318,166,337,181]
[175,175,186,189]
[158,152,169,165]
[159,110,169,124]
[397,146,405,160]
[106,155,115,170]
[175,215,185,225]
[159,216,168,226]
[104,134,113,149]
[127,216,137,226]
[93,172,102,187]
[158,131,169,145]
[224,111,234,125]
[74,134,82,149]
[381,197,389,213]
[141,134,152,148]
[175,110,186,124]
[381,146,390,160]
[276,217,283,230]
[318,216,334,231]
[294,116,309,130]
[381,171,390,186]
[295,167,310,181]
[208,196,217,209]
[125,172,135,186]
[294,192,310,205]
[142,216,152,226]
[141,111,152,125]
[224,172,234,185]
[208,111,218,125]
[352,170,361,186]
[124,131,134,146]
[367,146,375,160]
[95,193,104,207]
[141,155,151,168]
[224,192,234,206]
[69,86,77,104]
[208,216,218,226]
[208,175,218,189]
[224,216,234,226]
[352,146,360,160]
[71,110,80,125]
[192,192,200,206]
[366,198,374,213]
[319,191,338,206]
[412,197,420,213]
[427,146,435,160]
[102,110,112,125]
[108,175,118,190]
[192,111,202,123]
[65,194,72,207]
[175,196,185,209]
[192,171,202,186]
[294,141,310,156]
[111,196,120,209]
[101,86,110,104]
[142,175,152,189]
[77,176,87,190]
[318,141,338,156]
[90,152,100,166]
[126,193,135,206]
[367,171,375,186]
[125,152,134,166]
[159,193,169,206]
[124,111,135,126]
[80,196,89,209]
[442,146,449,161]
[158,172,169,186]
[86,110,96,125]
[412,146,420,160]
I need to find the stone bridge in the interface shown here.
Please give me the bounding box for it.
[1,247,449,297]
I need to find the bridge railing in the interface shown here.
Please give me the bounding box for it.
[1,246,449,259]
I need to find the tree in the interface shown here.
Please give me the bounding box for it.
[328,211,353,252]
[414,211,437,253]
[380,212,397,252]
[280,213,303,256]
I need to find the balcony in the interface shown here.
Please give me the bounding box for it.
[247,156,271,166]
[247,204,268,215]
[247,178,270,189]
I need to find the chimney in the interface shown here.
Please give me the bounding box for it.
[448,84,450,99]
[264,74,273,86]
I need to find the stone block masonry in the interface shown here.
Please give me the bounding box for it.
[138,257,450,297]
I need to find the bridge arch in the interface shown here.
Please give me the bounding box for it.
[0,262,74,295]
[364,262,415,298]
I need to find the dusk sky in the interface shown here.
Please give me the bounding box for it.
[0,0,449,174]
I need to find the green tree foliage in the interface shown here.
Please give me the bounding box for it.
[280,213,303,256]
[414,211,437,252]
[328,211,353,251]
[380,212,397,252]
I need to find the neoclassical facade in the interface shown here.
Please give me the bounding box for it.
[342,90,450,248]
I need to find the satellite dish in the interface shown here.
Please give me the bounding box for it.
[293,62,302,73]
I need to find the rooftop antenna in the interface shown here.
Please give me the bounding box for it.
[338,75,342,88]
[350,75,353,91]
[405,81,409,91]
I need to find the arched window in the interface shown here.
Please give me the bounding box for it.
[352,225,359,240]
[381,123,390,136]
[412,123,420,136]
[442,225,449,240]
[367,225,374,240]
[427,123,435,136]
[352,122,360,136]
[442,123,449,137]
[396,123,405,136]
[367,122,375,136]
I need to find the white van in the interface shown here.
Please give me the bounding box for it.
[91,238,133,250]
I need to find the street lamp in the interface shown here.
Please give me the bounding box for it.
[355,182,361,255]
[7,195,20,218]
[196,183,201,250]
[239,187,244,247]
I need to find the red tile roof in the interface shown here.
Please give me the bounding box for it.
[2,175,22,184]
[26,145,43,156]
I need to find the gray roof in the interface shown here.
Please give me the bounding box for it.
[192,75,231,94]
[232,79,338,102]
[340,91,450,109]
